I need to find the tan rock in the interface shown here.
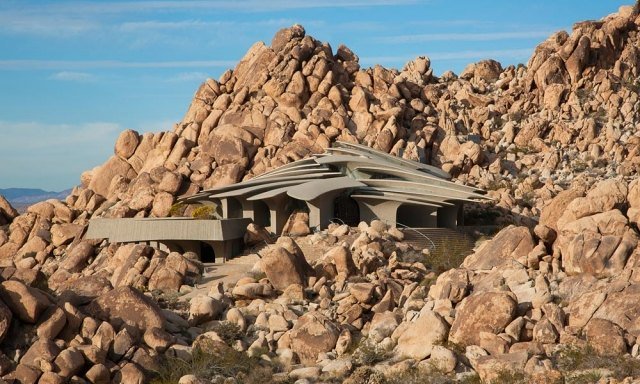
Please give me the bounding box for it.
[261,244,313,291]
[85,363,111,384]
[113,362,145,384]
[50,223,84,247]
[87,286,165,333]
[396,310,449,360]
[188,295,224,325]
[143,326,176,353]
[53,347,85,379]
[115,129,140,159]
[36,305,67,339]
[475,351,528,384]
[449,291,517,347]
[585,318,627,356]
[290,312,340,364]
[60,241,94,273]
[0,299,11,343]
[0,280,51,323]
[462,226,535,270]
[89,155,137,198]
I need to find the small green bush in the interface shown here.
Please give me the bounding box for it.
[191,205,215,219]
[169,202,185,217]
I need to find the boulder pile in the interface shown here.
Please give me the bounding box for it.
[1,2,640,383]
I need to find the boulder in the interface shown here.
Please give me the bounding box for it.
[86,286,166,332]
[290,312,340,364]
[0,299,11,343]
[475,351,528,384]
[396,310,449,360]
[557,210,636,277]
[449,291,517,347]
[115,129,140,159]
[0,195,18,223]
[89,155,137,198]
[584,318,627,356]
[60,241,94,272]
[539,187,584,231]
[50,223,84,247]
[0,280,51,323]
[261,243,313,291]
[188,295,225,325]
[462,226,535,270]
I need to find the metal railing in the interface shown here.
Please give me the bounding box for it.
[328,217,436,252]
[379,218,436,252]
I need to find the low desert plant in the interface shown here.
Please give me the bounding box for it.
[191,205,215,219]
[150,339,284,384]
[209,321,243,346]
[553,344,640,380]
[352,339,391,366]
[422,235,475,274]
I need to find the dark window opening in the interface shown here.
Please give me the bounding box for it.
[201,242,216,263]
[253,200,271,227]
[334,194,360,226]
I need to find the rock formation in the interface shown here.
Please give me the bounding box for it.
[1,2,640,382]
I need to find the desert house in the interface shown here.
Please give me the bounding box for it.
[85,141,488,261]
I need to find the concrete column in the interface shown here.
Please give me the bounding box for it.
[307,197,334,230]
[212,240,233,262]
[262,194,290,235]
[240,199,255,220]
[220,197,242,218]
[355,200,403,226]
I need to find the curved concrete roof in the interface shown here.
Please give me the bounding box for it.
[331,141,452,179]
[352,166,480,192]
[360,179,488,201]
[350,194,442,208]
[211,172,342,199]
[287,177,365,201]
[246,185,292,201]
[179,141,487,207]
[354,187,455,205]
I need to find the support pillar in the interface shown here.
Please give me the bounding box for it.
[355,200,403,227]
[262,194,291,235]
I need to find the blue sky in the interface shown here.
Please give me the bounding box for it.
[0,0,629,191]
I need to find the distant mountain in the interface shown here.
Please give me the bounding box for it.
[0,188,71,211]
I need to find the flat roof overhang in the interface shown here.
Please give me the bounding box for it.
[85,217,251,243]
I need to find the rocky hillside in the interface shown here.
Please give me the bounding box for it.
[0,2,639,383]
[63,2,640,225]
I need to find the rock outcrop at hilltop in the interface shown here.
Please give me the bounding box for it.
[0,2,640,383]
[61,2,640,225]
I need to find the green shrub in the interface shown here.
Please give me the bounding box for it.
[169,202,185,217]
[191,205,215,219]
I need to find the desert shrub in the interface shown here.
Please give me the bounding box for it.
[169,202,185,217]
[422,235,475,274]
[553,345,640,380]
[191,205,215,219]
[210,321,243,345]
[150,339,285,384]
[352,339,391,366]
